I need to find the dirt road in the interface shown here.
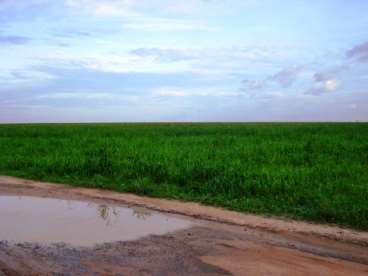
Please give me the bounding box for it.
[0,176,367,275]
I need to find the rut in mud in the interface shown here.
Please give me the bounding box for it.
[0,176,368,275]
[0,195,192,247]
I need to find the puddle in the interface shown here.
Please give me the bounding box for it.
[0,195,192,247]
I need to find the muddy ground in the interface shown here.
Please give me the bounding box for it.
[0,176,368,276]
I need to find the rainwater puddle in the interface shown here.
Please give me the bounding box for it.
[0,195,192,247]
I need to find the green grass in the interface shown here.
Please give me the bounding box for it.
[0,123,367,229]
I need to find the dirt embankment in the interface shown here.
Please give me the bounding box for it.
[0,176,368,275]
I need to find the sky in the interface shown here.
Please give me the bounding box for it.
[0,0,367,122]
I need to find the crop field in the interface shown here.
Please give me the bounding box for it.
[0,123,367,229]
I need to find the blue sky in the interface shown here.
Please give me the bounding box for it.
[0,0,367,122]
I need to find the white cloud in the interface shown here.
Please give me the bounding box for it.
[0,69,56,87]
[38,92,113,99]
[324,79,339,91]
[64,0,220,16]
[86,55,192,73]
[122,17,213,31]
[154,87,243,97]
[65,0,139,16]
[36,45,281,76]
[38,53,193,74]
[129,46,290,77]
[156,88,187,97]
[305,78,340,96]
[64,0,217,32]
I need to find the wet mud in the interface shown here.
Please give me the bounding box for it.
[0,176,368,275]
[0,195,192,246]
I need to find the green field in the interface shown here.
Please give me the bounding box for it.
[0,123,367,229]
